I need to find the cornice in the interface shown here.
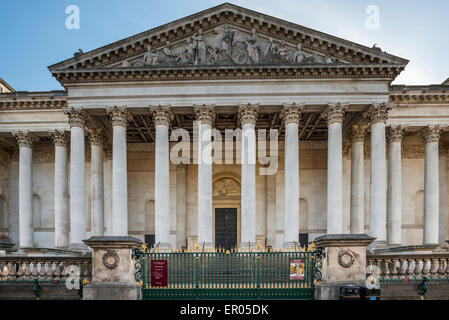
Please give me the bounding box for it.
[389,92,449,105]
[52,63,404,84]
[0,97,67,110]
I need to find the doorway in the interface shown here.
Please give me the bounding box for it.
[215,208,237,250]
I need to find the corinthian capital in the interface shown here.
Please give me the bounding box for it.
[106,106,128,127]
[238,103,260,126]
[64,107,87,128]
[321,103,349,125]
[50,130,69,147]
[351,124,367,143]
[150,105,174,127]
[387,125,404,143]
[421,125,443,144]
[281,103,304,125]
[13,131,39,148]
[88,128,106,146]
[194,104,216,126]
[363,102,393,124]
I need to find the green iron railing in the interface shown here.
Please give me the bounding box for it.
[133,245,323,300]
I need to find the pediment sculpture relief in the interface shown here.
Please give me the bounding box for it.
[213,178,240,197]
[122,25,343,68]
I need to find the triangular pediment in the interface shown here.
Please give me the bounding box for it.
[49,3,408,81]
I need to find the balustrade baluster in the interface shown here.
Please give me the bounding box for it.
[24,261,32,280]
[16,261,24,279]
[390,258,399,279]
[7,262,16,280]
[445,258,449,276]
[406,258,413,278]
[429,258,438,279]
[38,261,46,280]
[422,258,430,277]
[46,261,54,280]
[437,258,445,278]
[414,258,422,279]
[398,258,406,279]
[53,261,61,280]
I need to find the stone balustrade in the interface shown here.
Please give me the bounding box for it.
[0,257,92,281]
[367,254,449,280]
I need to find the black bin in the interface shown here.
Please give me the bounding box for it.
[360,287,381,300]
[339,285,361,300]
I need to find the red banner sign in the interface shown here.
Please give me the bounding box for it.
[151,260,168,287]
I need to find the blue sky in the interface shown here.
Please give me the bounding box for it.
[1,0,448,91]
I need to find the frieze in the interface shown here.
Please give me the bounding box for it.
[121,26,342,69]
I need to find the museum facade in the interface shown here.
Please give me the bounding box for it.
[0,3,448,252]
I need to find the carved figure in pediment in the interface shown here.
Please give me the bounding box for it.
[181,36,195,63]
[207,46,219,64]
[143,45,159,66]
[219,25,234,57]
[291,43,306,64]
[244,28,260,64]
[193,29,207,65]
[162,41,180,62]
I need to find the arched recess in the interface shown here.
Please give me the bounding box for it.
[32,194,41,229]
[212,172,241,247]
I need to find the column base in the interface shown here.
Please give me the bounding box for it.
[283,241,301,249]
[69,243,90,254]
[367,240,387,253]
[239,242,257,250]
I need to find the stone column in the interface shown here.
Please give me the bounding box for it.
[439,143,448,245]
[281,103,303,247]
[176,164,187,248]
[13,131,38,248]
[89,129,105,236]
[65,108,87,247]
[322,103,348,234]
[194,104,216,248]
[238,103,260,247]
[7,149,19,246]
[106,107,129,236]
[103,147,113,235]
[422,125,443,245]
[365,103,392,244]
[150,105,174,248]
[51,130,69,248]
[350,124,366,234]
[387,126,404,245]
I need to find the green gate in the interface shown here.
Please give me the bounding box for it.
[133,245,323,300]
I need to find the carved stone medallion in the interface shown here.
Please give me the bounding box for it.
[102,250,120,269]
[337,250,355,268]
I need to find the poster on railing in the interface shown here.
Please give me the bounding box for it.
[151,260,168,287]
[289,259,305,280]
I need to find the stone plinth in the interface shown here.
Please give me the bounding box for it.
[314,234,375,300]
[82,236,142,300]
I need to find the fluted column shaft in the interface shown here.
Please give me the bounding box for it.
[51,131,69,247]
[350,125,366,234]
[150,106,173,247]
[194,105,215,247]
[14,132,37,248]
[322,103,348,234]
[422,126,442,245]
[282,104,303,246]
[65,108,87,246]
[366,103,392,243]
[7,150,19,245]
[89,129,105,236]
[107,107,128,236]
[387,126,403,245]
[239,104,259,246]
